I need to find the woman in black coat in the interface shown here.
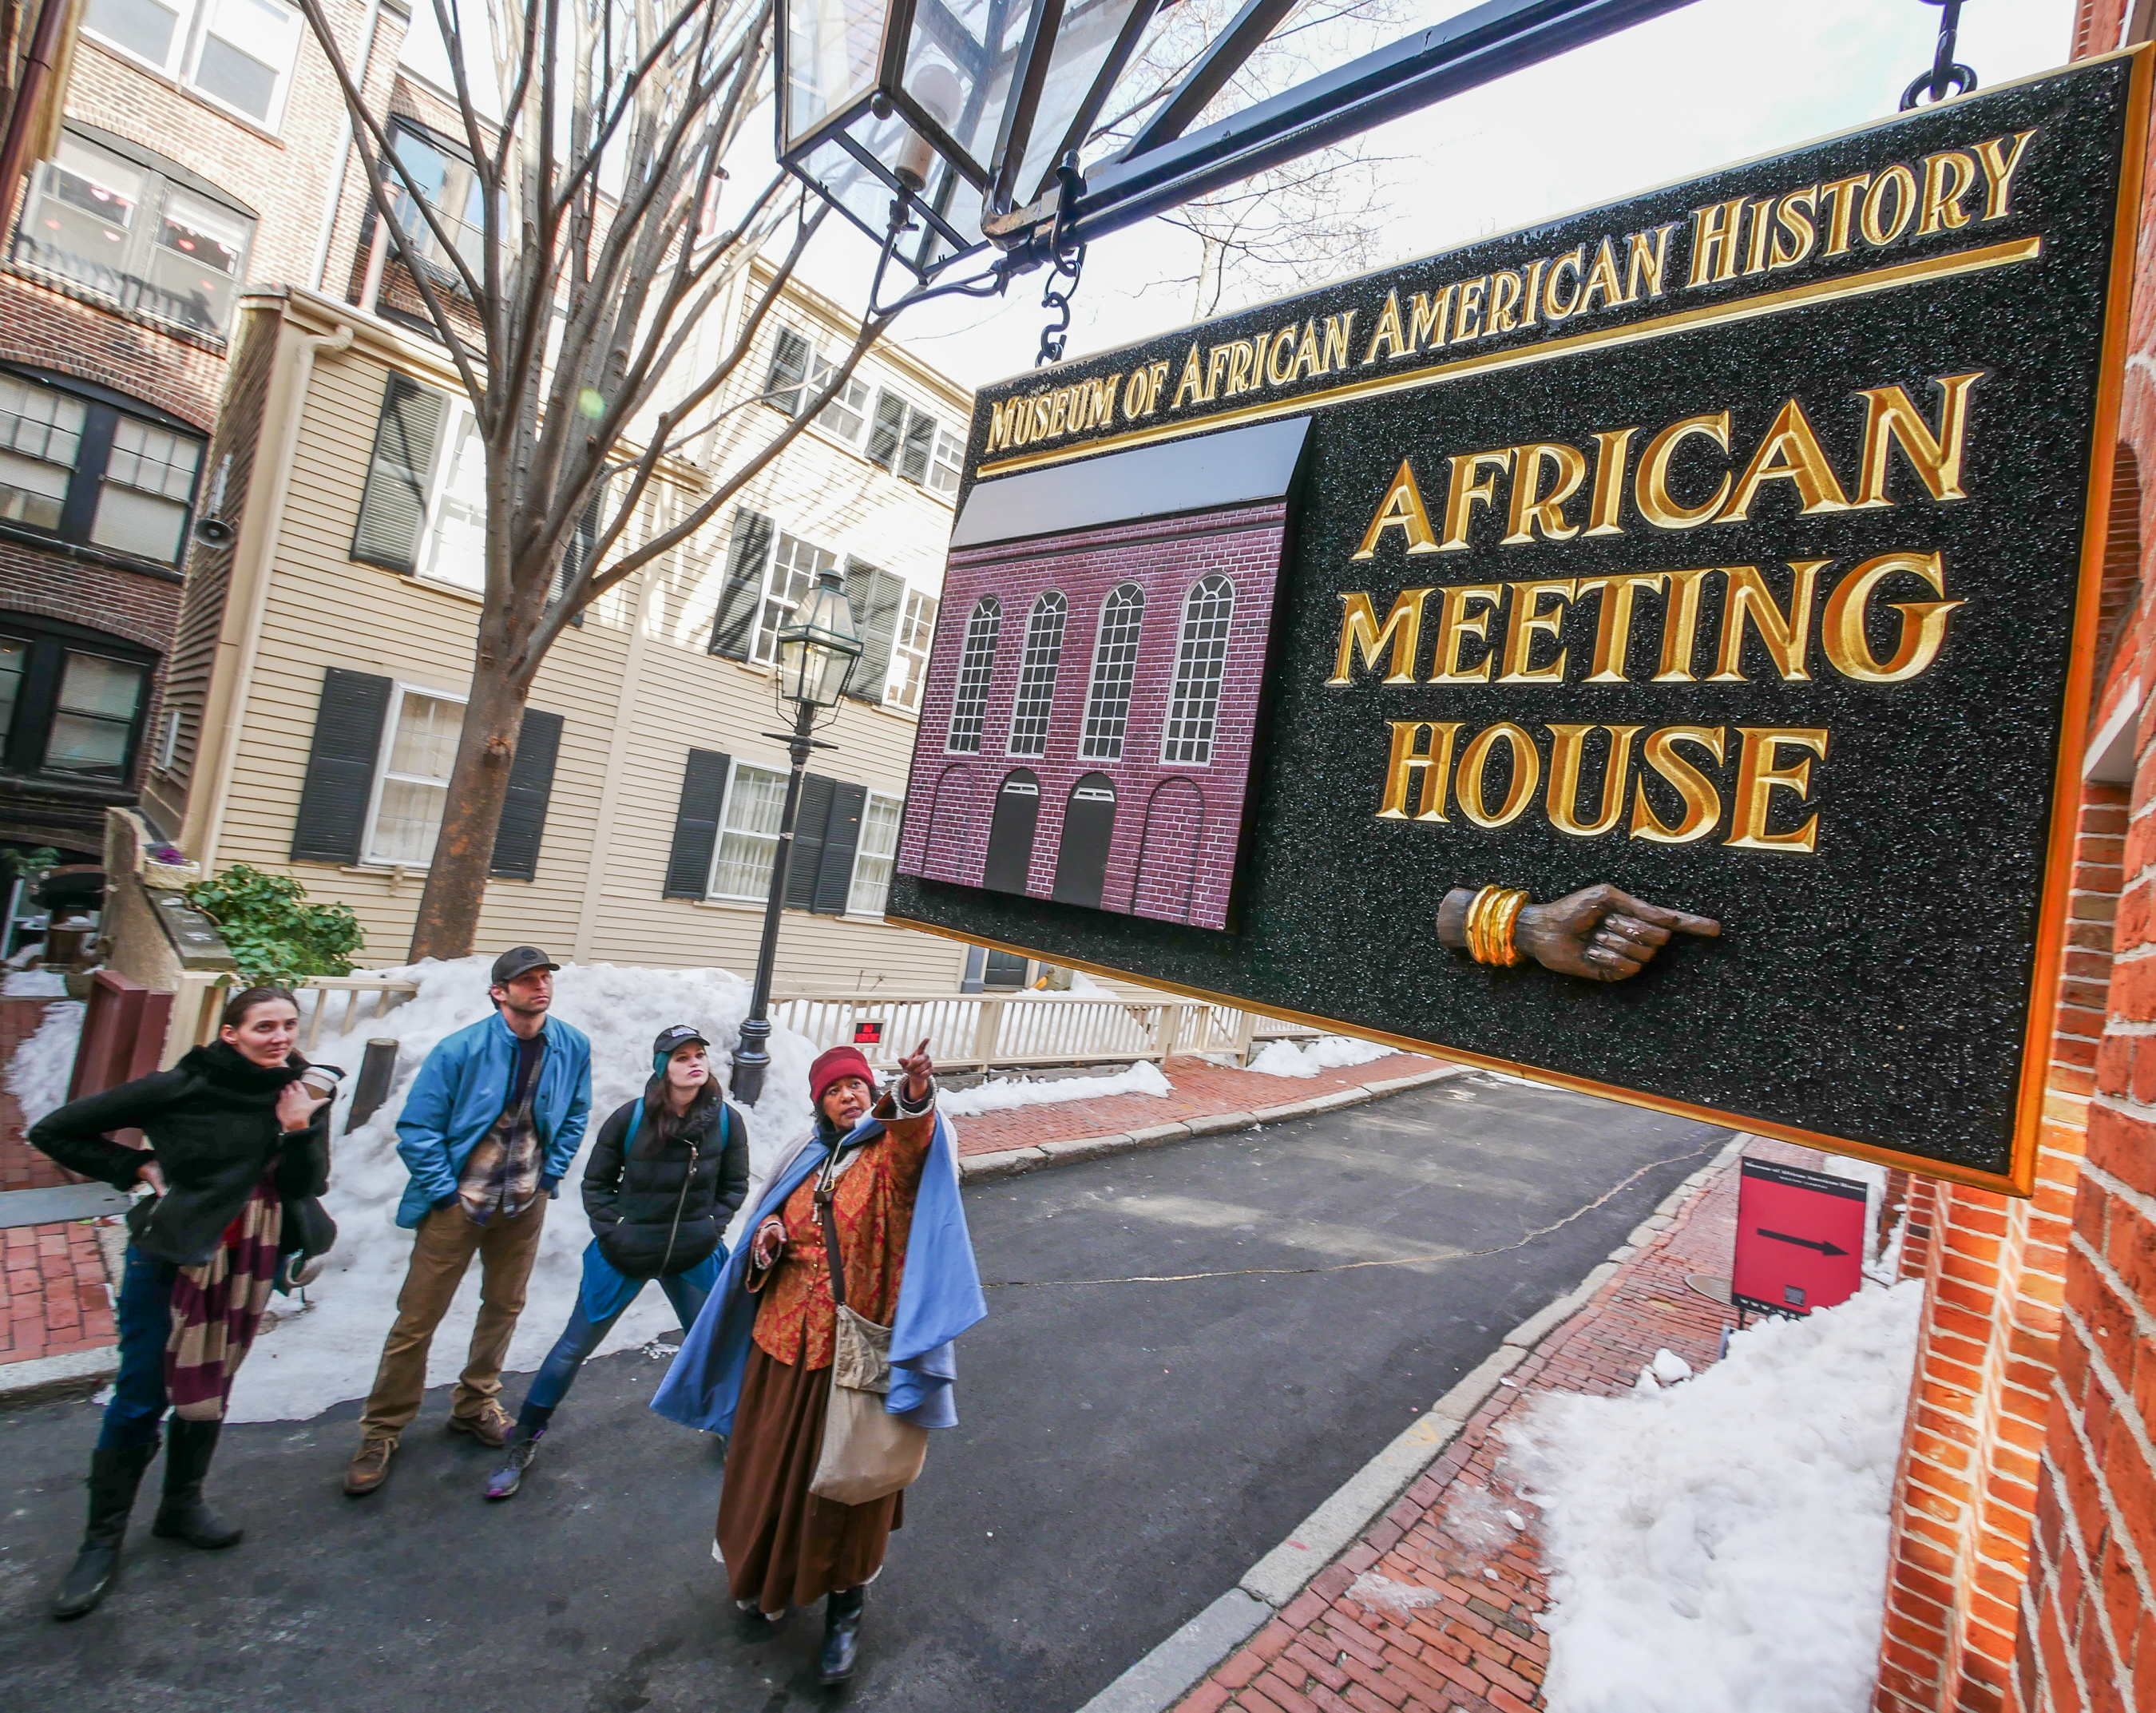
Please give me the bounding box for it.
[484,1023,749,1499]
[27,984,332,1620]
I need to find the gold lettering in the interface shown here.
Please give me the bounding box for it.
[1429,584,1504,684]
[1727,728,1828,855]
[1920,150,1979,235]
[1688,197,1748,286]
[1719,399,1852,521]
[1504,443,1587,544]
[1771,188,1817,268]
[1820,172,1871,255]
[1409,287,1455,351]
[1441,450,1514,550]
[1579,238,1625,311]
[1143,362,1169,414]
[1543,246,1586,320]
[1627,224,1677,299]
[1171,343,1206,408]
[1031,395,1052,440]
[1321,312,1355,372]
[1286,321,1321,380]
[1853,371,1983,506]
[1520,258,1548,329]
[1332,588,1434,684]
[1820,551,1963,682]
[1586,428,1635,536]
[1653,566,1718,683]
[986,399,1015,454]
[1353,461,1441,559]
[1266,328,1298,387]
[1710,561,1826,683]
[1548,724,1643,838]
[1204,345,1232,402]
[1048,388,1070,437]
[1975,130,2037,220]
[1456,723,1541,829]
[1498,579,1576,684]
[1861,163,1918,245]
[1377,721,1460,820]
[1488,270,1524,335]
[1742,198,1775,275]
[1575,573,1667,684]
[1636,413,1732,529]
[1223,343,1254,396]
[1630,726,1726,844]
[1364,291,1409,363]
[1455,276,1488,340]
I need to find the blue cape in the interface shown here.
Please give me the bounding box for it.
[649,1108,985,1433]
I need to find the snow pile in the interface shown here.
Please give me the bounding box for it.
[1245,1034,1397,1079]
[1508,1280,1923,1713]
[6,1000,84,1127]
[940,1057,1171,1116]
[231,956,825,1424]
[2,968,68,997]
[1349,1573,1447,1618]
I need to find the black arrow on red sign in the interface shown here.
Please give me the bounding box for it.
[1757,1227,1849,1257]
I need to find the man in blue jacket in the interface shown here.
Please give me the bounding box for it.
[344,946,592,1496]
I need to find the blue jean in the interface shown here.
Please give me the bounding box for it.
[100,1244,177,1450]
[523,1270,711,1414]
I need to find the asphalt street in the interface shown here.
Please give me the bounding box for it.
[0,1073,1727,1712]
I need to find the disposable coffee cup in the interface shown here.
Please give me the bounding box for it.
[299,1064,346,1101]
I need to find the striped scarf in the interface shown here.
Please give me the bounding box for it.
[165,1169,283,1422]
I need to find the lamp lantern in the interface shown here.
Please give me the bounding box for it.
[775,567,866,710]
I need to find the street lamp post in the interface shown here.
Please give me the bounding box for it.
[731,568,865,1107]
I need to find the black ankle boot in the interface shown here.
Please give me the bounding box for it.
[151,1419,243,1549]
[819,1584,866,1684]
[51,1441,157,1620]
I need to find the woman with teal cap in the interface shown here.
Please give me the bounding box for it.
[485,1024,748,1497]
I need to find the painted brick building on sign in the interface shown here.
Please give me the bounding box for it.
[896,418,1305,932]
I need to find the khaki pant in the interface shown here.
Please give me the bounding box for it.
[358,1198,547,1439]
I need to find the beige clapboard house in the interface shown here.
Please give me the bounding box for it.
[142,264,985,990]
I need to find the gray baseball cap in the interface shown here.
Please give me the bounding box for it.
[490,946,560,985]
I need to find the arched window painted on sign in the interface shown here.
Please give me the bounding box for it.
[922,762,977,885]
[1079,584,1145,761]
[1005,591,1067,757]
[945,595,1001,753]
[1134,777,1206,922]
[1161,574,1235,766]
[1052,773,1118,909]
[983,768,1041,894]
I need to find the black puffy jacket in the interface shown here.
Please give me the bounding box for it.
[581,1088,750,1279]
[29,1041,331,1267]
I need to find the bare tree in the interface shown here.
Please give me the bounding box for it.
[295,0,890,959]
[1091,0,1401,319]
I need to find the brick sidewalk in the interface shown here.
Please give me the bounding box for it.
[950,1050,1449,1158]
[1174,1137,1831,1713]
[1,993,117,1366]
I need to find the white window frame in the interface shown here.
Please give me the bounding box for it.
[413,399,485,597]
[846,790,904,916]
[83,0,304,132]
[705,759,788,902]
[155,704,181,772]
[888,588,938,712]
[360,680,467,869]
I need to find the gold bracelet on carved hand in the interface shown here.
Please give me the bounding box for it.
[1465,885,1531,967]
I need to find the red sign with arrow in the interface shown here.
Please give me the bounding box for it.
[1732,1158,1868,1319]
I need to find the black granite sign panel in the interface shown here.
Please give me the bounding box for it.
[888,50,2152,1195]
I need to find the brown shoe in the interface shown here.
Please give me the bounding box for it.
[343,1436,396,1497]
[446,1401,513,1449]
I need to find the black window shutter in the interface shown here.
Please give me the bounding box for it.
[843,563,904,704]
[488,708,563,881]
[662,749,732,898]
[786,772,835,910]
[899,409,934,485]
[814,782,867,914]
[867,391,906,470]
[767,328,812,414]
[708,509,773,660]
[549,491,600,628]
[351,375,447,571]
[290,668,391,863]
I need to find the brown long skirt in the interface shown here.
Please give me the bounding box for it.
[715,1344,903,1612]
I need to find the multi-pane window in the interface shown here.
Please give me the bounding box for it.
[755,533,839,663]
[868,390,949,494]
[889,589,938,711]
[82,0,303,128]
[386,122,487,283]
[945,596,1001,754]
[766,325,870,442]
[0,621,155,786]
[709,763,787,900]
[1007,591,1068,758]
[1162,574,1235,766]
[848,792,903,914]
[0,371,203,565]
[417,406,488,593]
[929,427,963,496]
[365,687,463,865]
[14,130,256,335]
[1079,584,1145,760]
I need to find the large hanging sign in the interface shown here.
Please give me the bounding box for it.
[888,50,2150,1196]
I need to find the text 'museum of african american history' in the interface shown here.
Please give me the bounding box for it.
[890,48,2153,1196]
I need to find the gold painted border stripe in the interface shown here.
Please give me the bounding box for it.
[976,236,2046,482]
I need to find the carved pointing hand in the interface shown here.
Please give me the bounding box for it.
[1517,884,1721,981]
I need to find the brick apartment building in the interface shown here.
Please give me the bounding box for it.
[0,0,400,885]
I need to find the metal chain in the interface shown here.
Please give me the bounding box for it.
[1900,0,1976,111]
[1035,243,1086,367]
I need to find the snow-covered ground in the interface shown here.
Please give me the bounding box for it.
[940,1057,1171,1116]
[1244,1034,1398,1078]
[2,968,69,997]
[6,999,83,1125]
[1508,1279,1924,1713]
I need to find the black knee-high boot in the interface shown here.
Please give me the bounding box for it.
[51,1440,157,1620]
[820,1584,866,1684]
[152,1419,243,1549]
